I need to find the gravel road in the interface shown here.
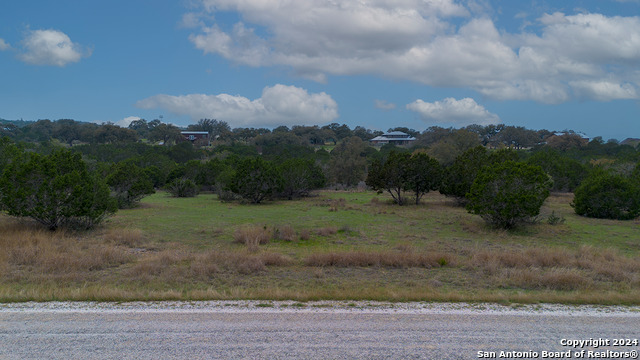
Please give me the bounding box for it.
[1,301,639,359]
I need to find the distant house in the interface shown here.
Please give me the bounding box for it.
[181,131,210,146]
[370,131,416,146]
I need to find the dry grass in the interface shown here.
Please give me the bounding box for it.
[501,268,591,291]
[299,229,311,240]
[0,220,133,282]
[1,191,639,304]
[127,250,294,280]
[233,225,271,251]
[102,228,145,247]
[469,245,640,291]
[316,226,338,236]
[328,198,346,212]
[273,225,297,242]
[304,251,453,268]
[125,250,190,280]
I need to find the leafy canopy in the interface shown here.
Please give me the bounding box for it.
[466,161,552,229]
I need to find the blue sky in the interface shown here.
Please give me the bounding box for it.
[1,0,639,140]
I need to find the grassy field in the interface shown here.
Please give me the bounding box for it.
[0,190,639,304]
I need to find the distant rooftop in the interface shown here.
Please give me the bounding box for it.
[385,131,410,136]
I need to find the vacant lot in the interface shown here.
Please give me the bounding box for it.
[0,191,638,304]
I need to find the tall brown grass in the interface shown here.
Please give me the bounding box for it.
[470,245,640,290]
[103,228,145,247]
[0,220,133,282]
[233,225,271,251]
[128,250,294,280]
[273,225,297,242]
[304,251,453,268]
[316,226,338,236]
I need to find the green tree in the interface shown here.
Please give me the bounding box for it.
[328,137,367,187]
[366,151,411,205]
[426,129,480,165]
[187,119,231,141]
[466,161,552,229]
[106,161,155,208]
[0,137,23,175]
[229,157,282,203]
[149,123,182,146]
[0,149,116,230]
[93,123,138,144]
[527,148,587,192]
[439,146,489,204]
[406,152,442,205]
[278,158,326,199]
[366,151,442,205]
[494,125,541,149]
[572,170,640,220]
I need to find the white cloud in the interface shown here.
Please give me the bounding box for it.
[116,116,142,128]
[375,99,396,110]
[0,38,10,51]
[569,80,638,101]
[187,1,640,103]
[20,29,89,66]
[406,97,500,126]
[135,84,338,128]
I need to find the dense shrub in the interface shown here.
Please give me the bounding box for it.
[527,148,587,192]
[466,161,552,229]
[328,137,368,187]
[166,178,199,198]
[572,171,640,220]
[106,161,155,208]
[228,157,282,203]
[0,149,116,230]
[278,158,325,199]
[439,146,488,205]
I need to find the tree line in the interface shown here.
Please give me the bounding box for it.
[0,118,639,230]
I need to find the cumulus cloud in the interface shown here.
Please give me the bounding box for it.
[406,97,500,126]
[116,116,142,128]
[20,29,89,66]
[0,38,10,51]
[375,99,396,110]
[135,84,338,128]
[187,1,640,103]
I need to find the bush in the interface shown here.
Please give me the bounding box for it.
[0,149,117,230]
[166,178,199,198]
[278,158,325,199]
[439,146,488,205]
[572,171,640,220]
[546,211,566,225]
[106,161,155,208]
[527,148,587,192]
[466,161,552,229]
[228,157,282,203]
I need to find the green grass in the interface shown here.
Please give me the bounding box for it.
[1,190,639,304]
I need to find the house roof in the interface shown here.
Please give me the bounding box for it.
[181,131,209,135]
[553,132,589,139]
[371,135,416,141]
[385,131,410,136]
